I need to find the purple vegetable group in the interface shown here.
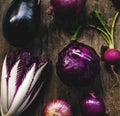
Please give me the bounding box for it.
[2,0,117,115]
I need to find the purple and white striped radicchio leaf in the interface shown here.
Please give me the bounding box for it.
[1,51,51,116]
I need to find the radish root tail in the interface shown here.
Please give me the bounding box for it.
[110,65,120,87]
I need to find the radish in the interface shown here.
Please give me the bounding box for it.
[89,10,120,84]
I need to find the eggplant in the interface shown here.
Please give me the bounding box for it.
[2,0,40,47]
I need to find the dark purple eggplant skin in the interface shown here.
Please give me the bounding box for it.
[56,41,100,86]
[80,93,106,116]
[2,0,40,47]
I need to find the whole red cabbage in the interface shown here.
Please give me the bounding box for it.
[56,41,100,86]
[80,93,106,116]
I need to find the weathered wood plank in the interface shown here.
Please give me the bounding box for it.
[0,0,120,116]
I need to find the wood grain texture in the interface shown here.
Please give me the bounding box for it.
[0,0,120,116]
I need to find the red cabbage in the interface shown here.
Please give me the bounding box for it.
[56,41,100,86]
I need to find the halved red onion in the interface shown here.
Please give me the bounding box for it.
[43,99,73,116]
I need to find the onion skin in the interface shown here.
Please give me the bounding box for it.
[103,49,120,65]
[43,99,73,116]
[56,41,100,86]
[80,93,106,116]
[47,0,85,17]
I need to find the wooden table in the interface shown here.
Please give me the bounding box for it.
[0,0,120,115]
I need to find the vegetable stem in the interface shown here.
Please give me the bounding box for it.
[0,108,13,116]
[111,10,120,45]
[89,92,96,98]
[71,26,81,41]
[1,108,4,116]
[94,11,112,39]
[89,24,110,44]
[89,11,120,49]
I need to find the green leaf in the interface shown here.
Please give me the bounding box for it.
[90,11,107,29]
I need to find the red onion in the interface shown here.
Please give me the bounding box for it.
[47,0,85,17]
[43,99,73,116]
[80,92,106,116]
[0,51,52,115]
